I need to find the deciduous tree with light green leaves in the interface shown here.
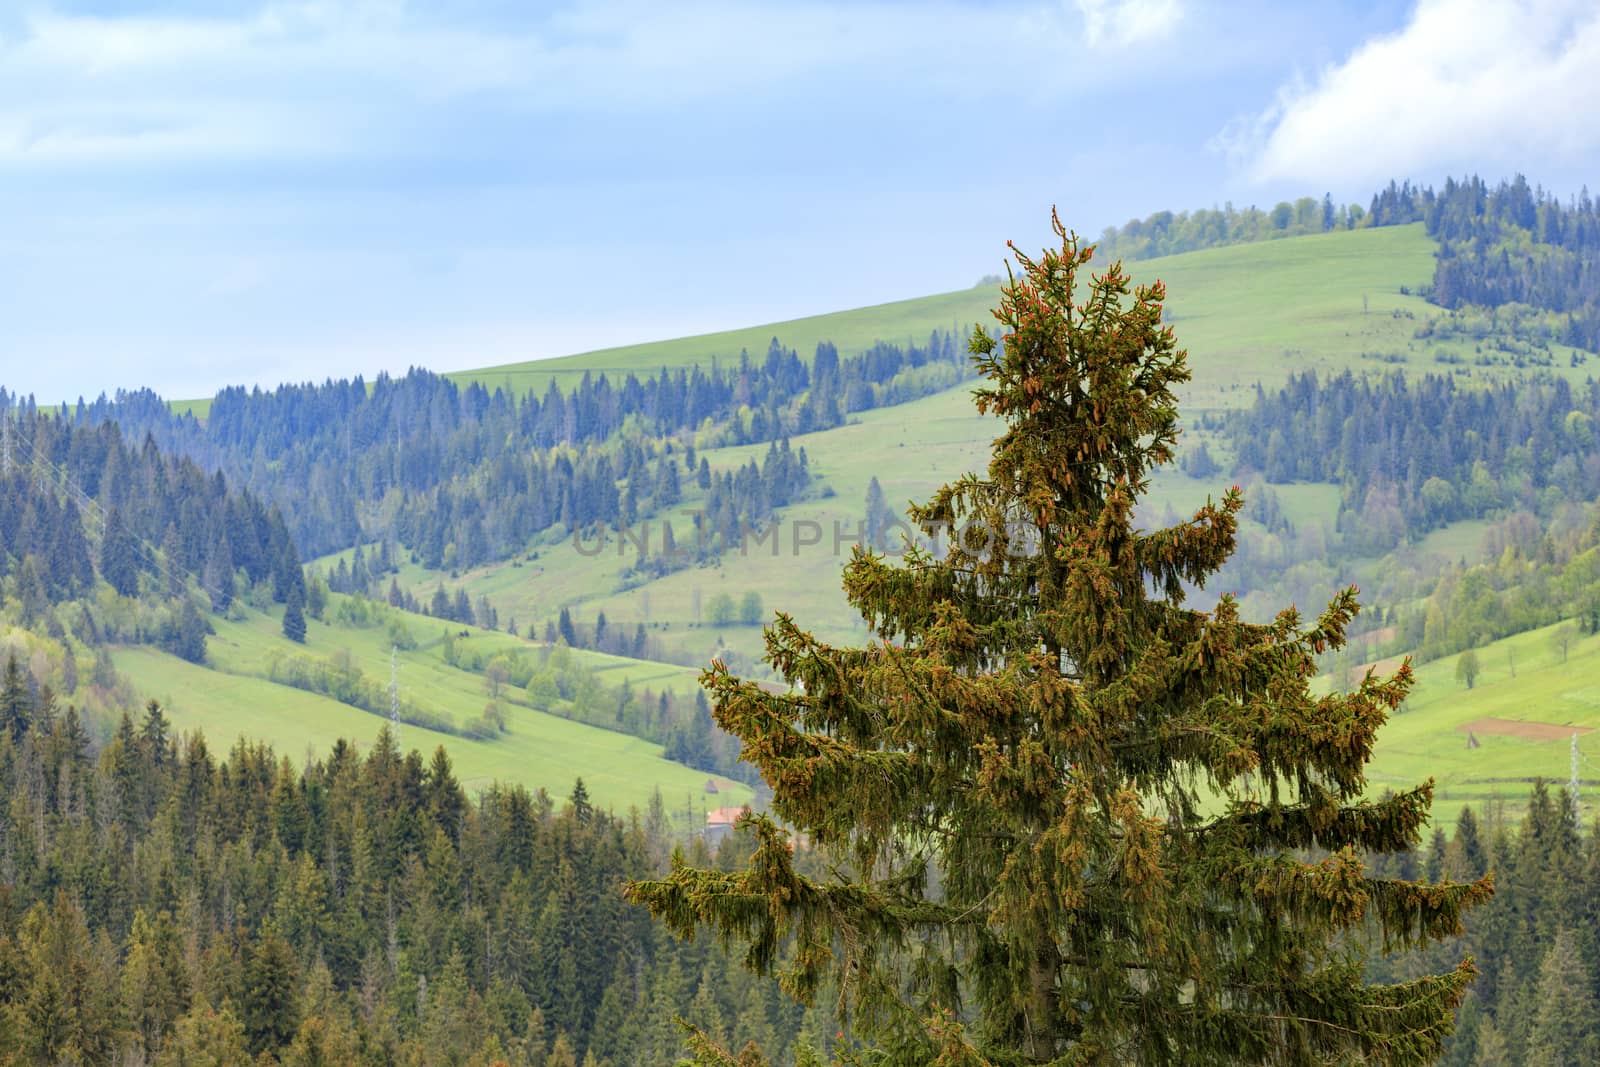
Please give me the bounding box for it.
[628,213,1492,1066]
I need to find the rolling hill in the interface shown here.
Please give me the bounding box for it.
[1359,619,1600,825]
[112,596,751,820]
[376,223,1535,659]
[377,221,1595,821]
[155,219,1599,823]
[445,223,1586,406]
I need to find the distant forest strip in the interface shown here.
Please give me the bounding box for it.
[8,329,971,565]
[1100,174,1600,351]
[1223,370,1600,555]
[1093,193,1369,260]
[0,412,302,672]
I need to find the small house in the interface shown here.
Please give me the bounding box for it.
[704,805,748,846]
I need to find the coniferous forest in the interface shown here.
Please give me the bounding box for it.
[1227,371,1600,551]
[45,331,967,563]
[0,693,820,1065]
[0,411,301,672]
[12,0,1600,1054]
[0,677,1597,1064]
[1366,782,1600,1067]
[9,175,1600,1063]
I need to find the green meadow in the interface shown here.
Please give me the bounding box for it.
[1359,619,1600,825]
[112,598,749,818]
[192,221,1600,827]
[175,224,1586,423]
[443,223,1586,405]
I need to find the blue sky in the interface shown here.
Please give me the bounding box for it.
[2,0,1598,401]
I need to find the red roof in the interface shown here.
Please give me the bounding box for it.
[706,806,748,826]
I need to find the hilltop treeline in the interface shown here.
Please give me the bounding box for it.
[1367,783,1600,1066]
[1365,175,1600,350]
[71,331,968,561]
[1225,370,1600,555]
[0,404,303,663]
[389,435,808,576]
[1344,497,1600,667]
[1094,194,1366,260]
[1098,175,1600,353]
[0,694,819,1066]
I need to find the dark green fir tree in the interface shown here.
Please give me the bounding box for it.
[100,506,142,598]
[242,927,300,1055]
[282,585,308,644]
[172,597,210,664]
[629,214,1492,1065]
[52,501,95,596]
[0,653,32,740]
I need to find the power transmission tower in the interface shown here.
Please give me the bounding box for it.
[1571,731,1582,816]
[390,646,402,739]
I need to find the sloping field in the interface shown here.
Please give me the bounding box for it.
[1458,718,1593,741]
[442,224,1586,406]
[178,222,1600,827]
[1362,620,1600,823]
[448,225,1467,402]
[112,600,749,819]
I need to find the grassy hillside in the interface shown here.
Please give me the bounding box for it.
[379,379,1477,679]
[444,224,1585,406]
[418,223,1584,662]
[1359,619,1600,825]
[447,290,998,399]
[192,221,1600,827]
[112,598,749,819]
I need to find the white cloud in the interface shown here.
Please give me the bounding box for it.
[1233,0,1600,185]
[0,1,1126,168]
[1074,0,1183,48]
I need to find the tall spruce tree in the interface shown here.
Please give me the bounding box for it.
[1525,927,1597,1066]
[172,597,210,664]
[628,214,1492,1065]
[100,506,142,598]
[204,525,235,613]
[52,501,94,596]
[0,653,32,740]
[864,475,892,549]
[282,585,307,644]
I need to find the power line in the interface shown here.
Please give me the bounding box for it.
[6,416,223,604]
